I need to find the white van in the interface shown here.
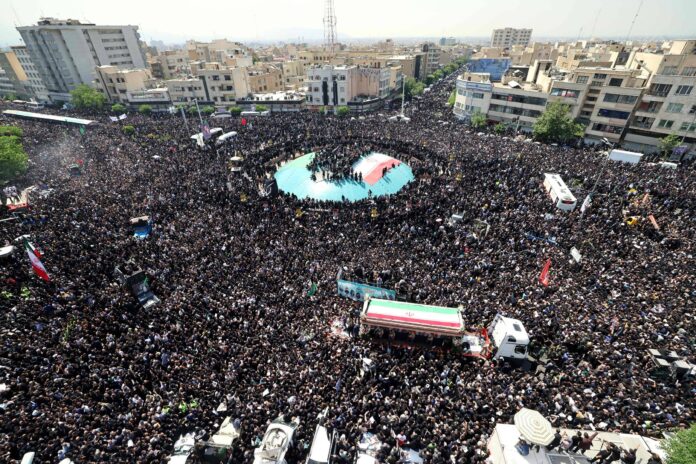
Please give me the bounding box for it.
[543,173,577,212]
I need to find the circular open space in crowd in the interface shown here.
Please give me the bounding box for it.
[0,70,694,464]
[274,152,414,202]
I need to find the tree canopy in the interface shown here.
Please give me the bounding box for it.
[404,77,425,99]
[227,106,243,116]
[471,110,487,129]
[532,101,585,143]
[111,103,126,113]
[665,424,696,464]
[70,84,107,111]
[658,133,681,157]
[336,106,350,117]
[0,128,28,182]
[138,104,153,115]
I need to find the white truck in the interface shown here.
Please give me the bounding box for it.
[360,298,530,362]
[608,149,643,164]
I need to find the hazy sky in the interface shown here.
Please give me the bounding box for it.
[1,0,694,46]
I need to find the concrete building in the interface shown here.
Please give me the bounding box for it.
[624,40,696,155]
[17,18,147,102]
[166,78,207,105]
[280,60,306,90]
[421,43,442,76]
[490,28,533,48]
[236,91,306,112]
[148,50,190,80]
[196,66,250,105]
[0,51,27,99]
[305,65,357,108]
[439,37,457,46]
[453,72,493,120]
[11,46,49,102]
[93,65,170,111]
[247,64,283,93]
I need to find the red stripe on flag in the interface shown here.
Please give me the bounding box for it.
[539,258,551,287]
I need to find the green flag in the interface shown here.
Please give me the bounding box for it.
[307,282,317,297]
[79,125,85,135]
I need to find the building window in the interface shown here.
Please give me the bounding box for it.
[680,122,696,132]
[597,108,630,119]
[550,88,580,98]
[591,123,622,133]
[472,92,484,99]
[666,103,684,113]
[661,66,678,75]
[648,83,672,97]
[608,78,623,87]
[224,75,231,81]
[682,67,696,77]
[603,93,637,104]
[690,105,696,114]
[590,80,604,87]
[593,73,607,79]
[675,85,693,96]
[657,119,674,129]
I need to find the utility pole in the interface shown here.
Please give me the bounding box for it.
[193,98,204,125]
[400,74,406,117]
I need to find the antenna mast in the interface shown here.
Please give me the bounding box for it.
[323,0,337,54]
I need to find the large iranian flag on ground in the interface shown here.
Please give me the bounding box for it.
[24,239,50,281]
[364,299,463,332]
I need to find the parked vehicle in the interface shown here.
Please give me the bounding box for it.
[253,415,300,464]
[201,416,242,463]
[305,409,335,464]
[167,433,196,464]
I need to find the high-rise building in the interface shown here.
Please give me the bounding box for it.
[16,18,147,102]
[10,45,49,102]
[490,28,533,48]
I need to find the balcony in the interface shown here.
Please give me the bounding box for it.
[647,90,670,98]
[631,120,654,129]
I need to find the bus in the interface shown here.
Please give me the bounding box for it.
[543,173,576,212]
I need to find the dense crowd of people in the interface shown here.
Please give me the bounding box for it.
[0,66,694,464]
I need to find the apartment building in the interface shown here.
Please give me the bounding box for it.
[453,72,493,119]
[280,61,306,90]
[149,50,190,80]
[93,65,169,110]
[490,28,533,48]
[247,64,283,93]
[5,46,49,101]
[17,18,147,102]
[305,65,357,108]
[624,40,696,154]
[0,51,27,99]
[421,43,442,76]
[166,78,207,104]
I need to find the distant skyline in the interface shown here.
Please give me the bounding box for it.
[1,0,694,47]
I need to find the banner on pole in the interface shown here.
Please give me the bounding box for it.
[539,258,551,286]
[337,279,396,301]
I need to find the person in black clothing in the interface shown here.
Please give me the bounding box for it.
[546,429,562,451]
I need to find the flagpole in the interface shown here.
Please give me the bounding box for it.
[181,107,190,134]
[194,99,203,125]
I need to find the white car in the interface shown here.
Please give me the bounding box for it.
[168,433,196,464]
[253,415,300,464]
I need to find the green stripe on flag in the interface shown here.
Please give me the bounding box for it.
[370,298,458,315]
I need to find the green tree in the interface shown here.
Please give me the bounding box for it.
[255,104,268,112]
[664,424,696,464]
[494,122,506,135]
[336,106,350,117]
[175,103,188,112]
[0,134,28,182]
[532,101,585,143]
[425,74,435,86]
[471,110,486,129]
[111,103,126,113]
[201,105,216,115]
[70,84,107,111]
[138,104,153,115]
[227,106,243,116]
[404,78,425,99]
[432,69,444,80]
[0,126,22,137]
[658,133,681,157]
[447,90,456,107]
[122,125,135,136]
[4,93,18,101]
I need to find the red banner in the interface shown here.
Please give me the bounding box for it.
[539,259,551,287]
